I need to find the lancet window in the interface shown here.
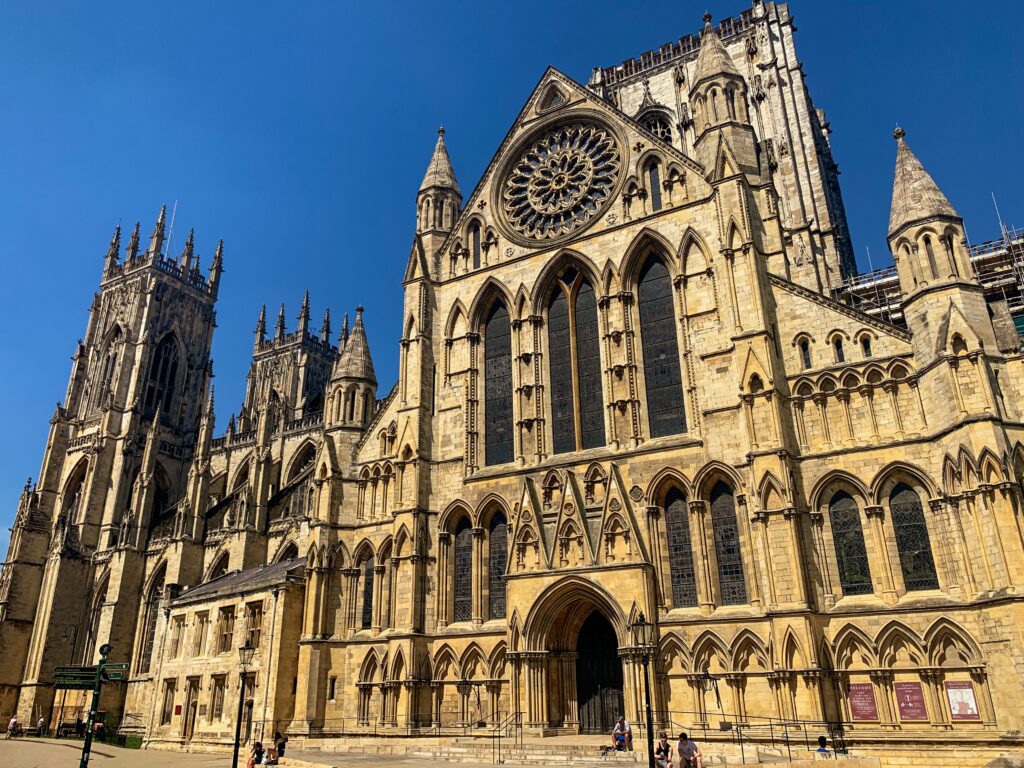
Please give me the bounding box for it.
[709,482,747,605]
[548,268,605,454]
[453,518,473,622]
[488,512,508,619]
[664,488,697,607]
[144,335,179,416]
[890,483,939,591]
[637,256,686,437]
[360,555,375,629]
[484,302,514,465]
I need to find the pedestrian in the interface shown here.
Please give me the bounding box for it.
[676,732,702,768]
[274,730,288,758]
[814,735,833,760]
[6,715,17,739]
[611,716,632,751]
[654,733,673,768]
[36,716,45,736]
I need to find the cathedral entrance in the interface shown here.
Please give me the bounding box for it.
[575,611,623,734]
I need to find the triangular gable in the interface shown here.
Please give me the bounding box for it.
[550,472,597,568]
[593,464,650,565]
[404,236,429,283]
[435,67,711,261]
[740,344,771,390]
[936,300,982,355]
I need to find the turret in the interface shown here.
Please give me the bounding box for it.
[126,221,141,261]
[208,239,224,296]
[320,307,332,343]
[254,304,267,349]
[689,13,758,179]
[887,128,995,360]
[275,303,286,341]
[180,228,195,272]
[328,306,377,427]
[416,127,462,256]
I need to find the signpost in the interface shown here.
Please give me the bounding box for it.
[52,644,122,768]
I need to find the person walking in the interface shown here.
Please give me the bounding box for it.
[6,715,18,739]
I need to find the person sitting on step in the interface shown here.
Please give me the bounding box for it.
[654,733,672,768]
[611,717,632,751]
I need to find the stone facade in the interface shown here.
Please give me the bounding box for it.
[2,2,1024,758]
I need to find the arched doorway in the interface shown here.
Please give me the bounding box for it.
[576,611,623,734]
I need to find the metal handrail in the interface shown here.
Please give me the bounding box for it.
[490,710,522,764]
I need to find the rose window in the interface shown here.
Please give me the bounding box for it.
[501,123,620,241]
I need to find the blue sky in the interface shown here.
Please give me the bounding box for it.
[0,1,1020,551]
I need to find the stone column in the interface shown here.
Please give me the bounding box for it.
[921,670,949,730]
[783,508,809,608]
[869,670,897,729]
[801,670,825,721]
[436,532,450,630]
[865,506,899,603]
[970,666,997,726]
[472,527,485,626]
[688,500,715,614]
[371,564,385,633]
[645,505,667,611]
[523,652,548,730]
[860,385,879,439]
[561,653,580,730]
[810,511,835,607]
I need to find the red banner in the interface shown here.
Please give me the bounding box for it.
[848,682,878,721]
[894,682,928,721]
[945,681,980,721]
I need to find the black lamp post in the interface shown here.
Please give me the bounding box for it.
[231,640,256,768]
[701,667,722,712]
[630,612,656,768]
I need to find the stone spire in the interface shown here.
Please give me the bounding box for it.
[180,228,195,271]
[888,127,960,238]
[335,306,376,383]
[275,303,286,341]
[254,304,267,346]
[126,221,141,261]
[339,312,350,350]
[419,127,460,194]
[320,307,332,343]
[692,12,740,88]
[209,239,223,295]
[104,224,121,274]
[297,290,311,336]
[148,204,167,257]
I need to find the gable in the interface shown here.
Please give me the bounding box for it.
[437,67,711,269]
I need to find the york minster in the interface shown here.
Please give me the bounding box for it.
[2,2,1023,765]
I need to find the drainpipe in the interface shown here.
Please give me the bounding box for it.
[259,587,281,742]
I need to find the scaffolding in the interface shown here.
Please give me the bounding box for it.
[833,226,1024,336]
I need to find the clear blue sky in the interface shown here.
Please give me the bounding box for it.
[0,1,1020,551]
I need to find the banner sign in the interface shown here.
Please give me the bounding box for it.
[945,680,980,721]
[848,682,878,721]
[894,681,928,721]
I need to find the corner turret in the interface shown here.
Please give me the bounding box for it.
[416,127,462,257]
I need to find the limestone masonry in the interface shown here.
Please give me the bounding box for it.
[2,2,1023,760]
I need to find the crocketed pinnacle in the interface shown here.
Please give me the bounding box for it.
[888,127,959,237]
[334,306,376,383]
[692,13,740,88]
[419,127,460,195]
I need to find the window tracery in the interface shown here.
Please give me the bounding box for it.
[484,302,514,466]
[709,482,746,605]
[501,122,620,242]
[453,518,473,622]
[664,488,697,607]
[890,483,939,591]
[640,112,672,142]
[637,256,686,437]
[488,513,508,619]
[144,335,179,416]
[829,491,872,596]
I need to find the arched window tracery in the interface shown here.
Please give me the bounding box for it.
[470,224,482,270]
[137,566,165,673]
[484,302,514,466]
[829,491,872,596]
[637,256,686,437]
[647,161,663,212]
[360,555,375,630]
[664,488,697,607]
[548,268,605,454]
[640,112,672,142]
[453,518,473,622]
[799,338,812,370]
[709,481,746,605]
[890,483,939,591]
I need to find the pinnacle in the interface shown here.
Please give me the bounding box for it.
[335,305,375,383]
[888,127,959,237]
[419,127,460,195]
[692,11,740,87]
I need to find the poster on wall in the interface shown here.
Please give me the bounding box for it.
[945,680,981,721]
[894,681,928,721]
[847,682,879,721]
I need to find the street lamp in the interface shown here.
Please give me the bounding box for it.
[231,641,256,768]
[700,668,722,712]
[630,612,656,768]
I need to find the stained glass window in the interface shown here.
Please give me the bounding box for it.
[454,518,473,622]
[138,568,165,673]
[641,113,672,142]
[638,257,686,438]
[548,268,605,454]
[360,556,375,629]
[710,482,747,605]
[829,491,872,596]
[890,484,939,591]
[664,488,697,607]
[471,224,481,270]
[488,513,508,619]
[484,303,514,465]
[648,162,663,212]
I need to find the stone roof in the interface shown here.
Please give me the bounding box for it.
[333,306,376,383]
[419,127,460,194]
[692,15,740,87]
[174,557,305,605]
[888,128,959,237]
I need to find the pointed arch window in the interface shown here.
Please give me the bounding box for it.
[144,335,179,416]
[548,268,605,454]
[663,488,697,607]
[890,483,939,591]
[470,224,482,270]
[709,482,747,605]
[638,256,686,438]
[360,555,375,629]
[799,339,812,369]
[641,112,672,142]
[488,512,508,619]
[94,328,122,409]
[860,336,872,359]
[924,235,940,280]
[833,338,845,363]
[484,302,514,466]
[647,161,663,212]
[81,578,108,664]
[453,518,473,622]
[829,491,872,596]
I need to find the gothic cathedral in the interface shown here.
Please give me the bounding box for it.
[3,3,1024,761]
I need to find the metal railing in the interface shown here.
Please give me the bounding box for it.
[491,711,522,764]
